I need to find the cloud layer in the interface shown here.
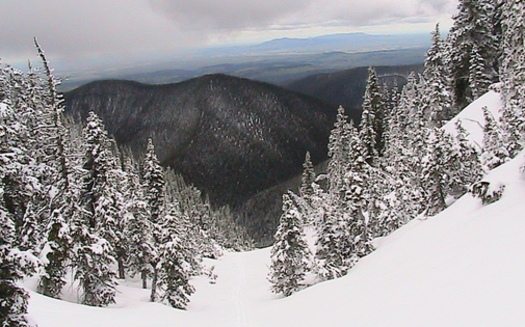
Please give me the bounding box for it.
[0,0,457,64]
[149,0,456,30]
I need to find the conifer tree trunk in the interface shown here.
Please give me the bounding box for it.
[150,264,158,302]
[118,258,125,279]
[141,270,148,289]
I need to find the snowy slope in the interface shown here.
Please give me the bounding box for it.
[443,89,503,148]
[27,91,525,326]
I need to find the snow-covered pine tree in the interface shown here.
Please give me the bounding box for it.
[121,157,156,289]
[499,0,525,155]
[422,24,453,127]
[382,72,426,222]
[163,168,224,258]
[33,39,73,204]
[343,130,373,258]
[71,111,118,307]
[0,66,44,252]
[268,193,311,297]
[38,210,71,299]
[481,106,509,170]
[398,74,430,185]
[142,138,165,225]
[298,151,316,224]
[327,106,351,194]
[70,219,117,306]
[300,151,315,202]
[314,188,353,280]
[359,67,386,164]
[141,138,166,301]
[154,209,196,309]
[316,124,363,280]
[469,44,493,100]
[500,0,525,108]
[421,129,458,216]
[451,120,483,197]
[0,179,39,327]
[446,0,499,110]
[123,198,155,289]
[100,157,128,279]
[499,99,523,158]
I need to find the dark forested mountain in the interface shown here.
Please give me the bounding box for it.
[286,64,424,121]
[64,74,337,241]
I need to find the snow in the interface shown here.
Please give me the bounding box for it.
[442,89,503,148]
[27,91,525,326]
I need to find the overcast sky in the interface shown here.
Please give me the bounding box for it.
[0,0,457,67]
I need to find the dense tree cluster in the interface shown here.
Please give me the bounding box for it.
[269,0,524,297]
[0,47,252,326]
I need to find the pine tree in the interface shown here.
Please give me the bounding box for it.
[314,189,354,280]
[481,106,509,170]
[99,161,128,279]
[0,180,39,327]
[33,38,73,212]
[343,131,373,258]
[268,193,311,297]
[0,68,44,252]
[359,67,386,163]
[451,120,484,197]
[71,111,118,307]
[469,44,493,100]
[122,157,156,289]
[327,106,351,194]
[142,138,165,227]
[299,152,315,201]
[446,0,499,110]
[141,138,166,301]
[421,129,449,216]
[299,151,316,224]
[499,0,525,154]
[38,210,71,299]
[422,24,453,126]
[316,125,366,280]
[154,210,196,309]
[71,221,117,307]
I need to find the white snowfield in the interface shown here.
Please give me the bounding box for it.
[442,88,503,148]
[27,92,525,326]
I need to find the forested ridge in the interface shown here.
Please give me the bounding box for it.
[63,75,337,243]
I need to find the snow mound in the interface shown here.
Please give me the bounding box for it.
[443,89,503,148]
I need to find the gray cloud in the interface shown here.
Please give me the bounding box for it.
[149,0,456,30]
[0,0,457,67]
[0,0,202,63]
[149,0,315,30]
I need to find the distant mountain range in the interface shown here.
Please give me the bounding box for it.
[59,32,431,91]
[64,74,338,243]
[200,32,432,56]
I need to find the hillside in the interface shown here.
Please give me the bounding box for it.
[286,64,424,117]
[27,90,525,326]
[64,74,337,240]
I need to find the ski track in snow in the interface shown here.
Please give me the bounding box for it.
[232,254,250,327]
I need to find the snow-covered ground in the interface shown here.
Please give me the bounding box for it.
[27,90,525,326]
[443,89,503,148]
